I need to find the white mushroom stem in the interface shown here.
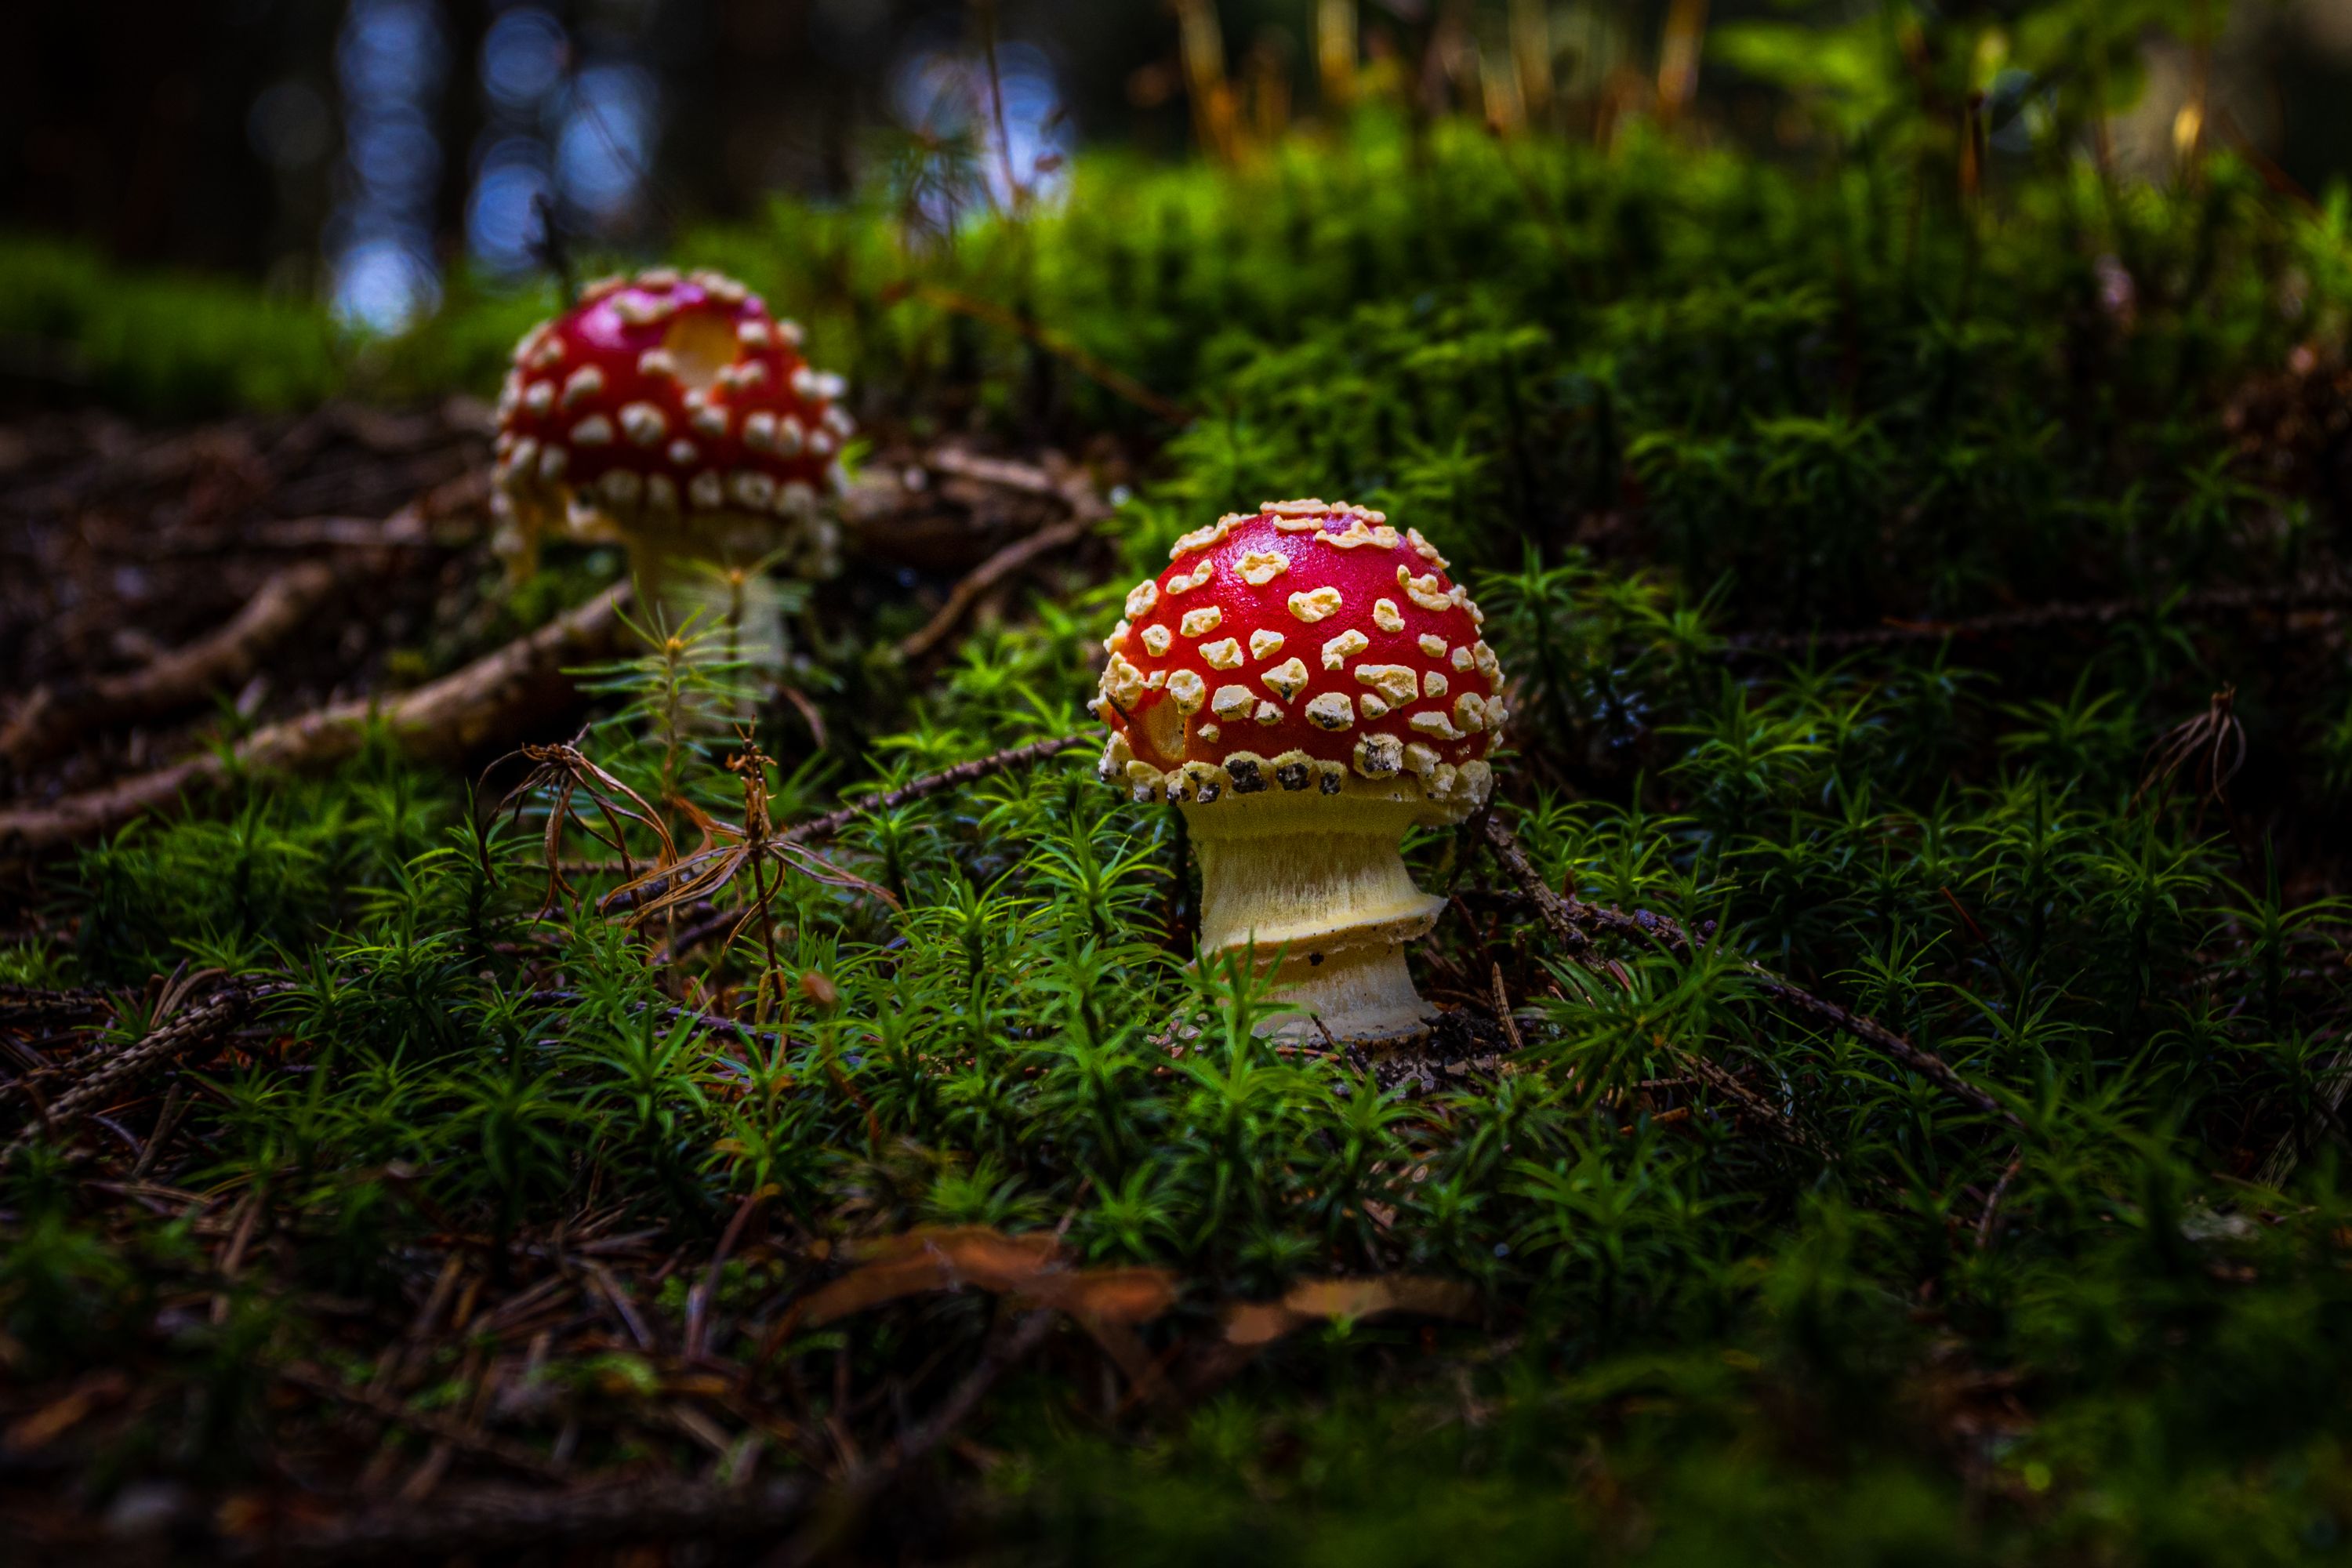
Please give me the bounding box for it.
[1181,790,1445,1046]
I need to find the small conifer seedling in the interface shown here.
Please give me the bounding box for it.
[1096,499,1506,1044]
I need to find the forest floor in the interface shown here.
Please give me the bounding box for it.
[9,110,2352,1566]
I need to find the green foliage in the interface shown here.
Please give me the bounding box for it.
[0,234,343,416]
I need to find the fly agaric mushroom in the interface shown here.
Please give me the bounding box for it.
[1096,499,1506,1045]
[491,267,854,655]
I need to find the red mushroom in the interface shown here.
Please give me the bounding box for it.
[1096,499,1506,1045]
[491,267,854,655]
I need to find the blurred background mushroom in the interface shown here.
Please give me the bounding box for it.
[492,265,851,661]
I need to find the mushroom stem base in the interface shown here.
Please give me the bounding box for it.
[1258,942,1436,1048]
[1181,794,1443,1047]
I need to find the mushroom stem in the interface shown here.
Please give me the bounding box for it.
[1181,792,1444,1046]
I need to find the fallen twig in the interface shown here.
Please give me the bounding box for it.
[685,1188,771,1362]
[128,1080,187,1179]
[777,733,1093,848]
[1729,576,2352,658]
[222,1475,818,1564]
[276,1366,568,1483]
[894,517,1098,663]
[0,584,631,855]
[1475,811,2016,1129]
[2,980,268,1163]
[249,469,488,549]
[0,984,111,1025]
[921,448,1082,500]
[892,453,1110,663]
[768,1308,1059,1568]
[1976,1150,2024,1251]
[524,991,784,1046]
[2,558,350,767]
[121,470,488,556]
[2256,1044,2352,1188]
[1670,1045,1833,1159]
[651,903,745,966]
[1488,963,1525,1054]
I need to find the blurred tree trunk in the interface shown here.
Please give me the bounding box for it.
[2,2,289,272]
[439,0,493,272]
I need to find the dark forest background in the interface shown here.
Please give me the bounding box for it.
[11,0,2352,333]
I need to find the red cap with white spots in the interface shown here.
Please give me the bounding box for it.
[492,267,853,571]
[1096,500,1504,815]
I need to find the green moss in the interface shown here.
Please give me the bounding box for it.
[0,234,345,416]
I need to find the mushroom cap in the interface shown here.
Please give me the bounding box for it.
[1095,500,1506,821]
[491,267,853,568]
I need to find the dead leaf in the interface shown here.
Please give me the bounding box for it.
[1221,1302,1301,1348]
[1051,1266,1178,1323]
[1224,1275,1479,1347]
[2,1371,128,1452]
[790,1226,1178,1332]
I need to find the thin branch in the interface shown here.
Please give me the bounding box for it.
[0,585,632,855]
[526,991,785,1047]
[279,1364,565,1483]
[768,1308,1058,1568]
[0,985,111,1025]
[685,1187,770,1362]
[777,733,1093,847]
[1976,1150,2024,1250]
[651,903,743,967]
[2,559,349,766]
[894,517,1096,663]
[2256,1044,2352,1188]
[230,1312,1051,1563]
[2,982,270,1163]
[129,1080,187,1180]
[975,0,1026,209]
[920,448,1077,499]
[1727,575,2352,659]
[1475,810,2016,1128]
[222,1476,818,1564]
[891,1308,1058,1465]
[1670,1045,1832,1159]
[893,452,1111,662]
[1488,962,1526,1054]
